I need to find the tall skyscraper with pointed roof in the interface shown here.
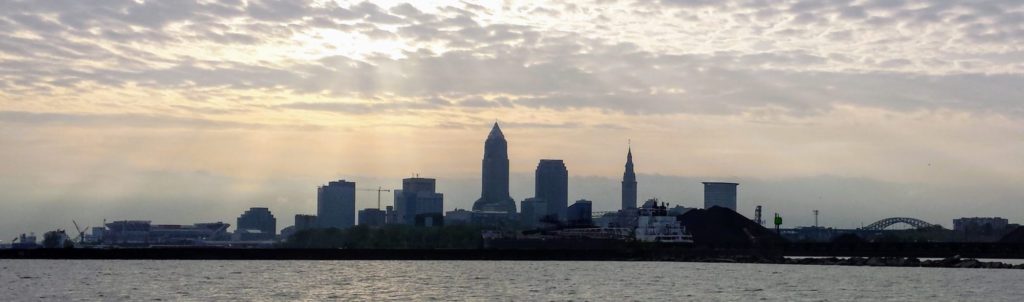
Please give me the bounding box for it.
[621,146,637,210]
[472,123,517,213]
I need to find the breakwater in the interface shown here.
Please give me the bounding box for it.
[3,243,1024,269]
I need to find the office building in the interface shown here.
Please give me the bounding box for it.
[294,214,317,231]
[358,208,386,227]
[393,177,444,225]
[535,159,568,221]
[703,182,739,211]
[237,207,276,240]
[472,123,517,213]
[385,206,397,224]
[567,199,593,227]
[622,147,637,210]
[520,197,548,228]
[318,180,356,229]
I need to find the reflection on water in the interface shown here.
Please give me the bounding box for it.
[2,260,1023,301]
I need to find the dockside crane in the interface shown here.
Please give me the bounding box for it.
[72,220,87,244]
[358,187,393,210]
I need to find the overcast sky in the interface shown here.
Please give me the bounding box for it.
[1,0,1023,236]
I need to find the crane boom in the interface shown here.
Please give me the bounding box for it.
[357,187,392,209]
[72,220,86,244]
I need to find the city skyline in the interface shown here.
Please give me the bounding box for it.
[1,121,1015,236]
[2,1,1023,236]
[4,1,1024,300]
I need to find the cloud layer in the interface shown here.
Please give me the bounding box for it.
[3,0,1023,118]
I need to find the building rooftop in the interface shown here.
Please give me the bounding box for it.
[702,182,739,185]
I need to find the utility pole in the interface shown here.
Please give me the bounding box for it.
[754,205,764,226]
[813,210,819,228]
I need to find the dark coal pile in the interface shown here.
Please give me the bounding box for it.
[999,226,1024,243]
[678,206,786,246]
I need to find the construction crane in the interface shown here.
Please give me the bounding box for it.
[358,186,392,209]
[72,220,87,244]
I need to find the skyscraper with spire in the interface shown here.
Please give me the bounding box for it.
[472,123,517,213]
[621,145,637,210]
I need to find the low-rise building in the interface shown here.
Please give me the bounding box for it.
[237,207,276,241]
[953,217,1009,232]
[445,209,473,225]
[294,214,317,231]
[567,200,593,227]
[520,197,548,228]
[359,208,387,227]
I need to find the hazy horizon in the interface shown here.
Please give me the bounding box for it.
[2,0,1024,237]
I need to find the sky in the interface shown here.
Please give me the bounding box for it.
[1,0,1023,236]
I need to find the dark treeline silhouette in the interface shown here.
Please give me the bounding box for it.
[280,225,484,249]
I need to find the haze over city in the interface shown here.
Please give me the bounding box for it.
[2,0,1023,236]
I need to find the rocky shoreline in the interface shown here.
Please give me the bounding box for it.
[690,255,1023,269]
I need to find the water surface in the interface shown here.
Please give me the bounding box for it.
[2,260,1021,301]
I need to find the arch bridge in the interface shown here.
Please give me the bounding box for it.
[859,217,935,231]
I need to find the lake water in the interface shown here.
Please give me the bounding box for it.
[2,260,1023,301]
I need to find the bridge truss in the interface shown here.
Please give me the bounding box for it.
[859,217,935,231]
